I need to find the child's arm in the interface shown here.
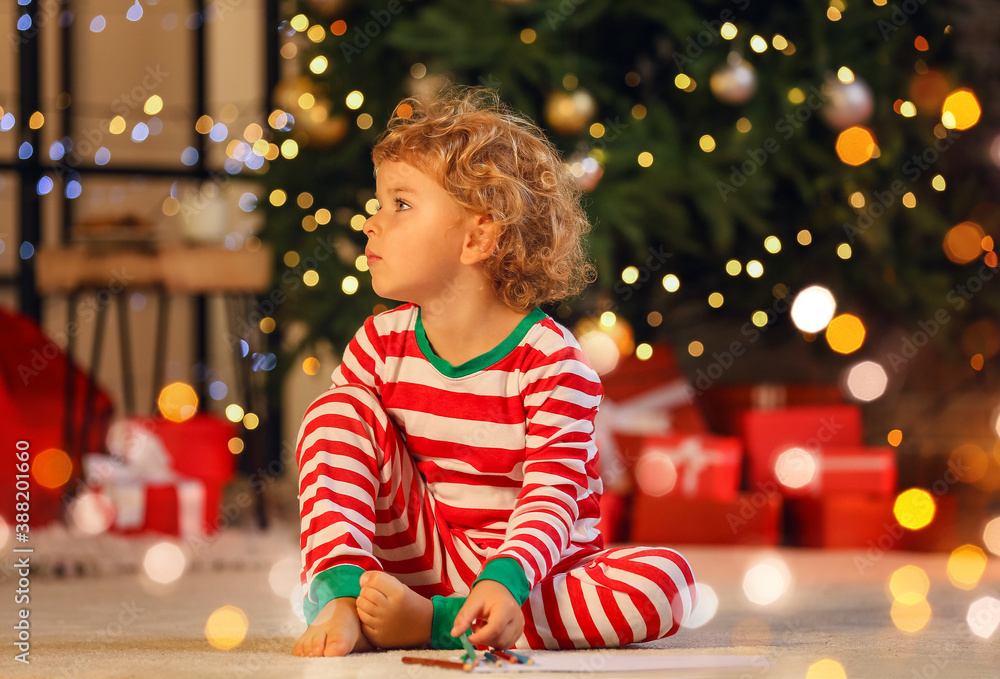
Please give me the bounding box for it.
[452,343,603,646]
[329,314,386,392]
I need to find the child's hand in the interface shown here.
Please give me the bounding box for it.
[450,580,524,650]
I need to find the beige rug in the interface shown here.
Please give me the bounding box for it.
[4,526,998,678]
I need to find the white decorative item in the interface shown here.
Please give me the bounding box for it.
[710,54,757,105]
[820,75,875,130]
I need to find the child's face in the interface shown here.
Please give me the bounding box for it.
[365,160,480,305]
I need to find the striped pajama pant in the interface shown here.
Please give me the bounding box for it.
[298,384,697,649]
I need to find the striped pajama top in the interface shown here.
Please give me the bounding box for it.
[325,302,605,590]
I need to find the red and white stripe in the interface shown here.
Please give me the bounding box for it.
[297,304,696,647]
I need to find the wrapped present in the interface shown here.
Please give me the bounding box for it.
[83,453,206,539]
[774,445,897,497]
[107,415,235,532]
[697,383,844,436]
[597,344,707,489]
[785,495,898,548]
[635,434,742,501]
[630,490,782,546]
[81,414,236,537]
[740,405,863,490]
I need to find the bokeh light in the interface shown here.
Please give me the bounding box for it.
[302,357,320,376]
[892,598,932,633]
[205,605,249,651]
[683,583,718,629]
[144,541,187,584]
[662,274,680,292]
[894,488,936,530]
[835,126,877,166]
[806,659,847,679]
[941,88,981,130]
[825,314,866,354]
[32,448,73,489]
[791,285,836,333]
[157,382,199,422]
[68,491,116,535]
[577,330,620,375]
[774,447,817,490]
[269,556,301,598]
[947,545,987,590]
[887,429,903,447]
[635,452,678,497]
[984,517,1000,557]
[943,221,985,264]
[949,444,988,484]
[742,559,791,606]
[967,597,1000,639]
[225,404,245,423]
[635,343,653,360]
[845,360,888,402]
[888,565,930,605]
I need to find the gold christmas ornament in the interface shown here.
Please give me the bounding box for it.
[709,54,757,105]
[544,89,597,136]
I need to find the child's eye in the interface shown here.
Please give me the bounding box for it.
[395,199,410,211]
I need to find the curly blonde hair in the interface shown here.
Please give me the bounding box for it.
[371,85,596,310]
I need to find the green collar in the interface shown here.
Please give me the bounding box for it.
[415,307,546,378]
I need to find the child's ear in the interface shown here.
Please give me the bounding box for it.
[460,214,497,265]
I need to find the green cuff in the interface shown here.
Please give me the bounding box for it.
[431,595,467,649]
[303,565,366,625]
[473,557,531,606]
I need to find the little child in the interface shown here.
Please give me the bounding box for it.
[293,86,696,657]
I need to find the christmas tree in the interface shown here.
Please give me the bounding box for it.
[260,0,997,384]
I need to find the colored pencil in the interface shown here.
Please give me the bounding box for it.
[492,648,534,665]
[482,651,502,666]
[401,656,472,671]
[458,631,478,659]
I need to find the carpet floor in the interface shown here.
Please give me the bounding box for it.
[4,528,998,679]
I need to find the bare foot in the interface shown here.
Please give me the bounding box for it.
[355,571,433,648]
[292,597,374,657]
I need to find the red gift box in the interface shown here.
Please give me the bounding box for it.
[740,405,863,490]
[102,414,235,534]
[771,445,897,498]
[698,383,844,436]
[96,476,207,539]
[630,491,782,546]
[635,434,742,501]
[786,494,898,548]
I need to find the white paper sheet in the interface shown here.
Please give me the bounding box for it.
[454,653,770,674]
